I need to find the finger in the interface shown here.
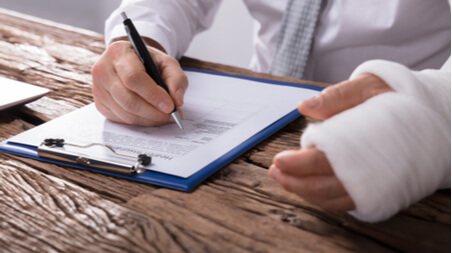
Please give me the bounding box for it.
[92,42,174,125]
[113,42,176,114]
[272,148,333,177]
[320,195,355,212]
[108,78,173,124]
[93,98,123,123]
[95,73,172,125]
[148,47,188,107]
[95,98,169,127]
[91,53,123,123]
[269,166,348,202]
[92,46,117,95]
[108,96,172,126]
[299,74,394,119]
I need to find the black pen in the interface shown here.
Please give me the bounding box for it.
[121,12,184,130]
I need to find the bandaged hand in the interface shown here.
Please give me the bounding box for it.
[269,74,393,211]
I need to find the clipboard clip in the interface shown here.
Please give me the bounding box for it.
[37,138,151,174]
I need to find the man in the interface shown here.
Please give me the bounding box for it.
[91,0,451,222]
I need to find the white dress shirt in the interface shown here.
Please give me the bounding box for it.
[104,0,451,222]
[105,0,450,83]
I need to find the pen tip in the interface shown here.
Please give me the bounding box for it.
[171,112,184,131]
[121,12,128,20]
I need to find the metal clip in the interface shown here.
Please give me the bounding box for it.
[37,138,151,174]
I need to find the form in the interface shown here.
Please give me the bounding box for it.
[8,70,319,178]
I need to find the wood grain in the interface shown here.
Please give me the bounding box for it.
[0,8,449,253]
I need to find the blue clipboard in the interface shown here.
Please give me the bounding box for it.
[0,69,324,192]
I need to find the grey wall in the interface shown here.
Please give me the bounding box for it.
[0,0,253,68]
[0,0,120,34]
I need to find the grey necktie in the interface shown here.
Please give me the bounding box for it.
[270,0,322,79]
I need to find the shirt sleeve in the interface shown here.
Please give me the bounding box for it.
[104,0,223,59]
[300,57,451,222]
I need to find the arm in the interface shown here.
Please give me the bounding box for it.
[270,0,450,222]
[105,0,223,58]
[270,57,451,222]
[111,36,167,53]
[91,0,222,126]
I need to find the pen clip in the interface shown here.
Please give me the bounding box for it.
[37,138,151,174]
[124,25,145,64]
[122,12,145,64]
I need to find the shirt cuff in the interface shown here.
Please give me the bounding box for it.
[105,21,176,58]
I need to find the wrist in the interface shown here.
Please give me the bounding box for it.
[111,36,167,53]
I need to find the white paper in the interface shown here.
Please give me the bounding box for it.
[0,77,49,110]
[8,71,319,178]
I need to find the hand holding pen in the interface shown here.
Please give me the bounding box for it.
[91,12,188,128]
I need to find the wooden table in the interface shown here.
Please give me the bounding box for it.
[0,8,450,253]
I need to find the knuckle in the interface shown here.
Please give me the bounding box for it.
[107,41,128,56]
[317,201,332,210]
[161,54,181,70]
[361,85,380,100]
[94,102,108,117]
[171,66,188,83]
[123,71,142,90]
[161,52,176,63]
[178,72,189,88]
[317,198,342,211]
[121,113,139,125]
[309,180,327,200]
[144,86,169,106]
[358,74,393,100]
[145,113,170,126]
[91,60,108,83]
[279,177,293,192]
[153,113,171,124]
[316,85,345,118]
[314,94,331,118]
[361,85,392,100]
[323,83,345,101]
[91,61,102,77]
[332,85,347,100]
[91,82,101,97]
[314,150,329,172]
[170,60,183,72]
[121,95,140,113]
[144,87,160,101]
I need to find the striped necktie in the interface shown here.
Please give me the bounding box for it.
[270,0,323,79]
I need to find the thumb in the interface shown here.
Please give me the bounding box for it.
[299,74,393,119]
[147,46,188,107]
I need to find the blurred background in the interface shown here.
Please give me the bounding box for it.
[0,0,253,68]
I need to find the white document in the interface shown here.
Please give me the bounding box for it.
[0,77,49,110]
[8,71,319,178]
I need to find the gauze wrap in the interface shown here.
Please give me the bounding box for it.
[301,59,451,222]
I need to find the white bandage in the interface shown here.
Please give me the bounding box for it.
[301,59,450,222]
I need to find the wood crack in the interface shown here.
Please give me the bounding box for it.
[0,9,449,252]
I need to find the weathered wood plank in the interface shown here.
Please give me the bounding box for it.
[1,108,449,252]
[179,57,329,88]
[0,7,450,253]
[0,111,35,141]
[126,163,395,253]
[209,160,450,253]
[0,158,187,253]
[1,149,449,252]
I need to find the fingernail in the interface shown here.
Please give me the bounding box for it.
[269,165,280,180]
[176,88,185,104]
[273,151,289,171]
[269,166,276,180]
[158,101,172,113]
[303,96,320,108]
[274,160,284,172]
